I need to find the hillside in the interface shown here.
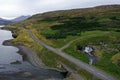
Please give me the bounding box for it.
[5,5,120,80]
[30,4,120,19]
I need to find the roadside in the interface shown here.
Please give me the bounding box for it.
[27,28,117,80]
[2,26,118,80]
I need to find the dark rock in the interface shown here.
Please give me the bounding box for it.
[2,40,13,46]
[12,33,17,38]
[76,45,83,51]
[60,71,68,78]
[10,60,21,64]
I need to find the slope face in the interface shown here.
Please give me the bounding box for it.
[11,15,31,23]
[29,5,120,20]
[5,4,120,80]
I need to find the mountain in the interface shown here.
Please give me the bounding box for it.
[5,4,120,79]
[0,15,31,25]
[0,18,12,25]
[11,15,31,23]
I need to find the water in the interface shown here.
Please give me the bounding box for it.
[0,25,22,64]
[0,25,65,80]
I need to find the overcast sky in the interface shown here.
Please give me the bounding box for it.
[0,0,120,19]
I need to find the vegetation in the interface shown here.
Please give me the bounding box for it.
[64,31,120,79]
[5,5,120,79]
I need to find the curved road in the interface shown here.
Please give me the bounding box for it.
[27,29,117,80]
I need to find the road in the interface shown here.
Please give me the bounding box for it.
[27,29,117,80]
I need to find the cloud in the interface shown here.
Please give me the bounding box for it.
[0,0,120,19]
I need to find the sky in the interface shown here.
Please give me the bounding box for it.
[0,0,120,20]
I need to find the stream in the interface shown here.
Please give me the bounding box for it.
[0,25,65,80]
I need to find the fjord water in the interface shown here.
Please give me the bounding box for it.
[0,25,22,64]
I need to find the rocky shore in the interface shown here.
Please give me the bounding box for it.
[3,39,46,67]
[2,39,67,80]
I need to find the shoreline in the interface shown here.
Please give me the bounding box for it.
[3,39,67,72]
[2,40,68,79]
[3,40,44,67]
[1,27,69,78]
[1,26,64,71]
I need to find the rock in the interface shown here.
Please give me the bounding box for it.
[22,72,32,77]
[76,45,83,51]
[12,33,17,38]
[60,71,68,78]
[10,60,21,64]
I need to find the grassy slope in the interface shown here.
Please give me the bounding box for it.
[64,31,120,78]
[5,5,120,79]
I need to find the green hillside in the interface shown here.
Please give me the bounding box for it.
[5,5,120,79]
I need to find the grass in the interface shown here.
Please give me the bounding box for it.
[94,52,120,79]
[51,36,79,48]
[9,26,120,79]
[64,43,89,63]
[12,29,34,47]
[76,31,120,45]
[63,31,120,79]
[97,18,112,22]
[8,27,78,70]
[78,69,101,80]
[4,5,120,79]
[111,53,120,64]
[10,28,64,69]
[6,27,103,80]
